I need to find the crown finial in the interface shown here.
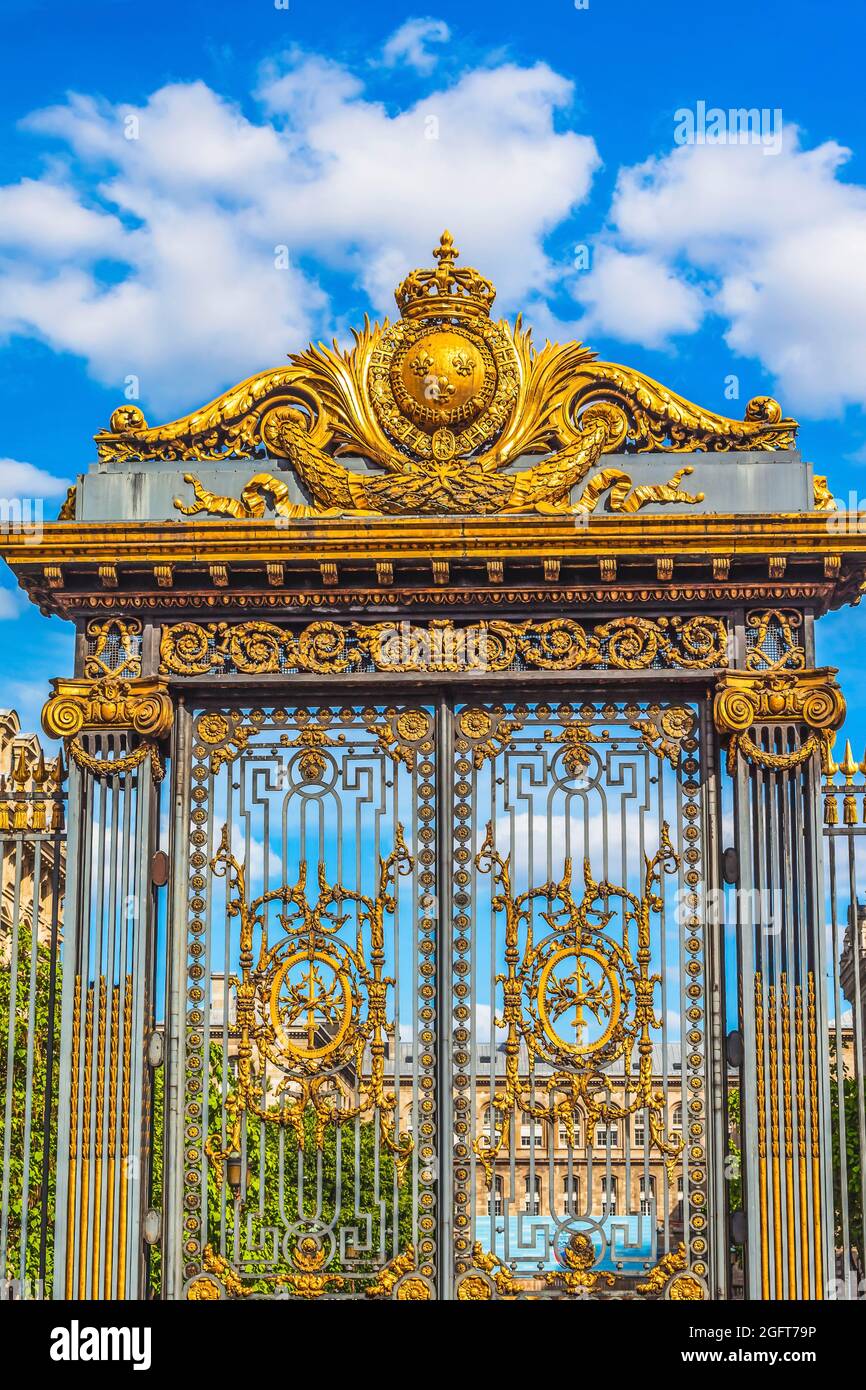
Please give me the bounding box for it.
[394,231,497,323]
[432,230,458,285]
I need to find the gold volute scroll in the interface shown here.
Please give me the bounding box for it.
[95,232,797,518]
[713,668,845,772]
[42,675,173,784]
[42,675,173,741]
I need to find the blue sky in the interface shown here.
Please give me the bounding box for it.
[1,0,866,746]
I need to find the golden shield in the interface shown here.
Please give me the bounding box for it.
[369,316,519,459]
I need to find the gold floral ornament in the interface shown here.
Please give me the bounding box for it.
[204,823,415,1185]
[362,706,434,770]
[96,232,796,517]
[635,1241,687,1295]
[456,705,524,768]
[279,1238,345,1300]
[545,722,606,779]
[195,708,259,772]
[279,718,345,783]
[364,1246,431,1300]
[631,705,696,769]
[545,1233,615,1294]
[472,822,685,1186]
[459,1244,521,1299]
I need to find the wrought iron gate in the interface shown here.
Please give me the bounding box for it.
[172,691,716,1301]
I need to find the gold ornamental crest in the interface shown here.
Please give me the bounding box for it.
[367,231,518,465]
[95,230,799,518]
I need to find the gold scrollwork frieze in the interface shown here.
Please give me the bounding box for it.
[713,668,845,773]
[159,615,729,679]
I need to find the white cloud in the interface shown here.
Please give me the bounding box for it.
[0,179,126,258]
[0,457,70,499]
[0,57,599,416]
[381,18,451,74]
[575,247,705,348]
[6,54,866,422]
[578,127,866,415]
[0,588,19,620]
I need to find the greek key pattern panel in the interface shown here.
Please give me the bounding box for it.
[449,700,711,1301]
[181,703,438,1301]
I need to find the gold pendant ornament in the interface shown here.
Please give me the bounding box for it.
[95,232,797,518]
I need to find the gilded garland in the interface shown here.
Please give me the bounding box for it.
[94,231,797,519]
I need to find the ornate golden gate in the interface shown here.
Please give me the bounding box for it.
[2,234,860,1301]
[165,679,715,1301]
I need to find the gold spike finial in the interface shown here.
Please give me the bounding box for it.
[11,743,30,790]
[840,739,858,781]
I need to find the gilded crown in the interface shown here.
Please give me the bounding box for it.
[394,231,497,322]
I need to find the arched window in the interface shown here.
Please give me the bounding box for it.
[672,1103,683,1131]
[521,1110,543,1148]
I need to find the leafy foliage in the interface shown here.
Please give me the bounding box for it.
[829,1035,865,1266]
[0,919,59,1289]
[150,1043,414,1295]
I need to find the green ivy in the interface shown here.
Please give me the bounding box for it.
[0,920,60,1290]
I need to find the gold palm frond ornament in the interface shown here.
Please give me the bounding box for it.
[94,231,797,518]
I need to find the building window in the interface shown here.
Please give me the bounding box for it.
[595,1122,618,1150]
[639,1176,656,1216]
[558,1119,580,1148]
[524,1174,541,1215]
[481,1106,502,1142]
[521,1111,543,1148]
[671,1103,683,1132]
[493,1175,504,1217]
[633,1113,645,1147]
[601,1177,617,1215]
[562,1173,580,1214]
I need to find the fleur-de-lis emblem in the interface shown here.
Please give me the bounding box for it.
[410,353,434,377]
[451,351,473,377]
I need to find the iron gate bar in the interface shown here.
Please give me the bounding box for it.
[436,697,454,1302]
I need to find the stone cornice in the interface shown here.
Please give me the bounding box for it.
[2,512,864,620]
